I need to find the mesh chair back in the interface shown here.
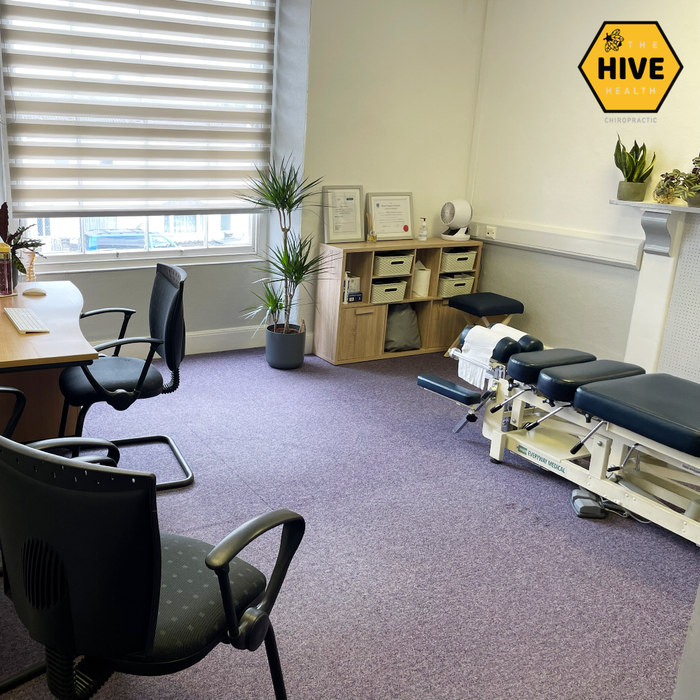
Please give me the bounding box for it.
[149,263,187,373]
[0,437,161,658]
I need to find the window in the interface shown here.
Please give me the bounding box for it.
[0,0,276,267]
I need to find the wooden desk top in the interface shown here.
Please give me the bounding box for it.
[0,281,98,370]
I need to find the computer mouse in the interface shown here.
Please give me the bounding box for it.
[22,287,47,296]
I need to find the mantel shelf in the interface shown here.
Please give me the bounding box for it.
[610,199,700,215]
[609,199,696,256]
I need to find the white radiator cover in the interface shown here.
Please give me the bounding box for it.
[658,214,700,382]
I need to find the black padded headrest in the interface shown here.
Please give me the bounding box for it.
[492,337,521,364]
[518,334,544,353]
[458,325,475,348]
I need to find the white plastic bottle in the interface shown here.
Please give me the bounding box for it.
[418,217,428,241]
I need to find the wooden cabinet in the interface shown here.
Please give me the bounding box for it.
[313,238,482,365]
[337,306,386,361]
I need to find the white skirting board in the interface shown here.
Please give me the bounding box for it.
[93,326,315,359]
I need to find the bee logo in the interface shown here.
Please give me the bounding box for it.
[603,28,624,52]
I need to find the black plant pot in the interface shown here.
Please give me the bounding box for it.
[265,324,306,369]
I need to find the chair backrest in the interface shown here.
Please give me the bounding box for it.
[0,437,161,658]
[149,263,187,374]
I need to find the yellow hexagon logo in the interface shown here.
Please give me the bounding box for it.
[579,22,682,113]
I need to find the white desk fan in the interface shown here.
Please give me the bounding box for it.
[440,199,472,241]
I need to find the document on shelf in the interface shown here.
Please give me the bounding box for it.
[332,191,358,234]
[372,196,411,236]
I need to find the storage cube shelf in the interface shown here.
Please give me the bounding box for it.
[314,238,482,365]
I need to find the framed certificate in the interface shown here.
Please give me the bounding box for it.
[322,186,364,243]
[366,192,414,240]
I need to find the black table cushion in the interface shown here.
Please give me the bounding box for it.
[417,374,481,405]
[60,356,164,407]
[124,533,266,666]
[507,349,597,385]
[449,292,524,318]
[574,373,700,458]
[537,360,645,403]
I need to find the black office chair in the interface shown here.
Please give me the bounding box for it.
[0,435,305,700]
[0,385,25,580]
[58,263,193,491]
[0,387,120,695]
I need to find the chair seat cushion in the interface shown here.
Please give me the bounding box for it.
[448,292,524,318]
[124,533,266,667]
[537,360,645,403]
[574,374,700,458]
[507,349,597,385]
[59,356,164,407]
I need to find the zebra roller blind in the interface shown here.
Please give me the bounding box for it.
[0,0,275,217]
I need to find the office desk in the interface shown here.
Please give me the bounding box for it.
[0,281,98,441]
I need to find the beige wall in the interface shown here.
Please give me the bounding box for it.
[302,0,488,253]
[479,245,638,359]
[470,0,700,237]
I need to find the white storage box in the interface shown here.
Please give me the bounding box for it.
[371,279,407,304]
[440,249,477,273]
[437,273,475,298]
[373,251,414,277]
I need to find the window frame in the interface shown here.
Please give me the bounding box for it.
[31,210,268,274]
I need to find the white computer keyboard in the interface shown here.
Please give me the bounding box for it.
[4,307,50,334]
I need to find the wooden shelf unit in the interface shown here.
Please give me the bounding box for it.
[314,238,482,365]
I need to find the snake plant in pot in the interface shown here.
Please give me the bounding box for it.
[614,135,656,202]
[241,158,325,369]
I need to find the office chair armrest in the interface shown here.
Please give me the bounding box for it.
[27,437,121,464]
[81,337,162,410]
[206,509,305,649]
[81,308,136,356]
[0,386,26,438]
[93,336,161,353]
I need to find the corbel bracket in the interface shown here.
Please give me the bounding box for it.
[640,209,672,256]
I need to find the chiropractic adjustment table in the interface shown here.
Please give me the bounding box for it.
[418,323,700,546]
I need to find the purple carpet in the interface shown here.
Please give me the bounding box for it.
[1,348,698,700]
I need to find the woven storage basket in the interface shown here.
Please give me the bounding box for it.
[437,273,475,298]
[373,252,414,277]
[371,279,407,304]
[440,249,476,273]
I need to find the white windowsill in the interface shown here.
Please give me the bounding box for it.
[36,247,265,275]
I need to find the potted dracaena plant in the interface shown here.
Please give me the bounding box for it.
[614,135,656,202]
[241,158,326,369]
[0,202,43,286]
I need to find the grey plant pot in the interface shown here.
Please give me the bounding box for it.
[687,194,700,209]
[265,324,306,370]
[617,181,648,202]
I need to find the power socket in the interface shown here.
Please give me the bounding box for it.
[485,225,497,240]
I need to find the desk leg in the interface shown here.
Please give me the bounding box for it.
[0,661,46,695]
[0,369,79,442]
